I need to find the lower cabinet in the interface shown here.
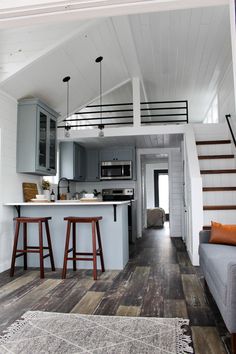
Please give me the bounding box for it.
[59,142,86,181]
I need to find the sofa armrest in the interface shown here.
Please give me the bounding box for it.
[199,230,211,244]
[226,262,236,332]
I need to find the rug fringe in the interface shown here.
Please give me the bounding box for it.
[176,319,194,354]
[0,317,28,345]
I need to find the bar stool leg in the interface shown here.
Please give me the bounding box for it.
[96,221,105,273]
[38,221,44,279]
[10,221,20,277]
[45,220,55,271]
[23,222,28,270]
[92,221,97,280]
[72,222,77,271]
[62,221,71,279]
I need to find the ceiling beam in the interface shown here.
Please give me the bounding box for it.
[0,0,228,29]
[111,16,151,116]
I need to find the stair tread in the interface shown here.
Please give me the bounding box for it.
[203,205,236,210]
[203,187,236,191]
[196,140,231,145]
[198,155,234,160]
[201,169,236,174]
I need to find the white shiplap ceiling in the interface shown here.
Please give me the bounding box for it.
[0,4,232,123]
[73,133,183,149]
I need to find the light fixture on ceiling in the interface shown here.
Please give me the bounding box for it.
[95,56,104,138]
[63,75,71,138]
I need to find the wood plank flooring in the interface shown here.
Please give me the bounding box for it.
[0,224,229,353]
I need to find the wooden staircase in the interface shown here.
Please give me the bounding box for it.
[196,139,236,229]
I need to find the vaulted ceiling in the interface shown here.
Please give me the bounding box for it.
[0,4,232,123]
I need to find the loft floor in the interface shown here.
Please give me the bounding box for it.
[0,224,228,353]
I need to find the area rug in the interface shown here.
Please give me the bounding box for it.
[0,311,194,353]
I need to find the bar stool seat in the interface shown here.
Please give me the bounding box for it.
[62,216,105,280]
[10,216,55,279]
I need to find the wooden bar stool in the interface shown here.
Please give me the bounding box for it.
[62,216,105,280]
[10,217,55,279]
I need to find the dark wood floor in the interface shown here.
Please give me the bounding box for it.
[0,224,229,353]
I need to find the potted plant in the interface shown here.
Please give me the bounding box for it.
[42,179,50,200]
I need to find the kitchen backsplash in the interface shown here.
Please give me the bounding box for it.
[74,180,137,197]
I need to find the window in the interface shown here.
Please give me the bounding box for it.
[204,96,218,124]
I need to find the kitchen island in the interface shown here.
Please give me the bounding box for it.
[5,201,130,270]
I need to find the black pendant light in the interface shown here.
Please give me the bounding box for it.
[63,76,71,138]
[95,56,104,137]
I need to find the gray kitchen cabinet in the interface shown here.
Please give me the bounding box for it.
[100,147,134,162]
[60,142,86,181]
[17,98,59,175]
[86,149,100,182]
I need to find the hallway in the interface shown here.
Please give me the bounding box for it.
[0,226,228,353]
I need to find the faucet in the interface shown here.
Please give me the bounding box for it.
[57,177,70,200]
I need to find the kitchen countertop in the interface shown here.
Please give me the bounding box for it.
[5,200,130,270]
[5,201,131,206]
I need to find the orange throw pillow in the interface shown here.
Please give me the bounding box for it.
[210,221,236,246]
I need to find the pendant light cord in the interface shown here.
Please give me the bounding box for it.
[100,59,102,126]
[67,80,69,123]
[63,76,71,133]
[95,56,103,131]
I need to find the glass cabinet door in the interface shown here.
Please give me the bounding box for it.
[49,117,56,171]
[38,110,47,169]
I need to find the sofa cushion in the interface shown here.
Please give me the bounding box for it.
[199,243,236,305]
[210,221,236,246]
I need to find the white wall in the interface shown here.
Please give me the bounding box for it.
[145,161,168,208]
[230,0,236,114]
[218,62,236,121]
[0,90,40,272]
[168,150,184,237]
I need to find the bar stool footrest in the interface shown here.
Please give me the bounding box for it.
[43,253,50,259]
[67,257,94,261]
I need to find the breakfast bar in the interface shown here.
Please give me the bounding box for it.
[5,201,130,270]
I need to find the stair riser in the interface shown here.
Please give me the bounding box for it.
[204,210,236,224]
[202,174,236,187]
[197,145,232,155]
[199,159,235,170]
[203,192,236,205]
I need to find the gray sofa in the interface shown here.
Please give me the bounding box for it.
[199,230,236,353]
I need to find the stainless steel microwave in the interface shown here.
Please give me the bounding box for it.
[100,161,132,180]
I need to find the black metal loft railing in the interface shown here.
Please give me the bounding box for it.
[58,100,188,129]
[141,100,188,124]
[225,114,236,147]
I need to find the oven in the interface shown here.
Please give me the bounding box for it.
[102,188,135,243]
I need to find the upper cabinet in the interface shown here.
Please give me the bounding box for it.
[100,147,134,162]
[86,149,100,182]
[59,142,86,181]
[17,98,59,175]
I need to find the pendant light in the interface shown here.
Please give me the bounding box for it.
[95,56,104,137]
[63,76,71,138]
